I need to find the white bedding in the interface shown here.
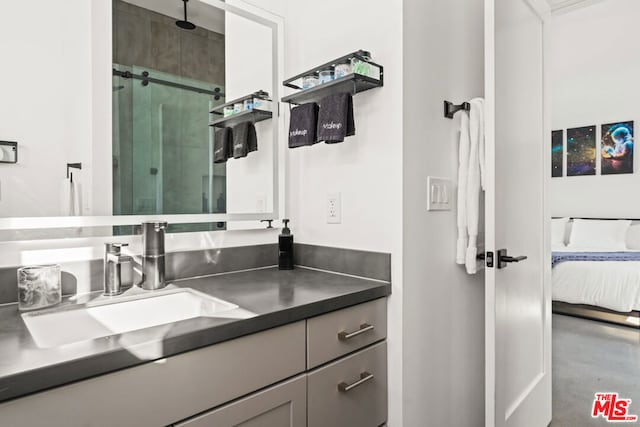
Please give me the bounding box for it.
[552,260,640,312]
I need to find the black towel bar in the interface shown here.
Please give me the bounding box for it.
[444,100,471,119]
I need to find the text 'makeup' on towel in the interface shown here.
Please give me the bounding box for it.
[213,127,233,163]
[316,92,355,143]
[288,102,319,148]
[231,121,258,159]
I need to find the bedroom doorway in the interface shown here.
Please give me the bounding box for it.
[548,0,640,425]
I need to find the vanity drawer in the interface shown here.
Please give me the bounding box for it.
[175,374,307,427]
[307,298,386,368]
[307,341,387,427]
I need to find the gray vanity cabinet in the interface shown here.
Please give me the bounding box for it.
[308,341,387,427]
[0,298,388,427]
[306,299,388,427]
[175,375,306,427]
[306,298,387,368]
[176,297,389,427]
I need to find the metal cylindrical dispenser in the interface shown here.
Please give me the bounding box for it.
[141,221,168,290]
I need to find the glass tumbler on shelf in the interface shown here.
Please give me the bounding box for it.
[334,62,352,79]
[318,68,335,84]
[351,55,371,77]
[17,264,62,311]
[253,97,272,111]
[302,75,319,90]
[223,106,234,117]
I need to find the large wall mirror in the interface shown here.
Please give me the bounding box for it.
[0,0,284,237]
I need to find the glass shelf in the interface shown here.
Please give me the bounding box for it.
[281,50,383,105]
[208,109,273,128]
[282,74,382,105]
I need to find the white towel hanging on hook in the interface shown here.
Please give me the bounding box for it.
[455,98,485,274]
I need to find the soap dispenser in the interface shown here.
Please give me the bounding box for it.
[279,219,294,270]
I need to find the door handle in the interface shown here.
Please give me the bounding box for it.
[497,249,527,269]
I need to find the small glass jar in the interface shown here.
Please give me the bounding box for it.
[350,56,371,77]
[243,98,254,111]
[253,97,272,111]
[233,103,244,114]
[334,62,351,79]
[302,75,319,90]
[18,264,62,311]
[223,106,234,117]
[319,68,335,84]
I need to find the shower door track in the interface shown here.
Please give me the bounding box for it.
[112,68,224,99]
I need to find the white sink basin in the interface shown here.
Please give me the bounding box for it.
[22,287,241,348]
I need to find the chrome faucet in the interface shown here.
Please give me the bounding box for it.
[141,221,168,290]
[104,243,133,296]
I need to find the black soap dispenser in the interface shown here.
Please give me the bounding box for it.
[279,219,294,270]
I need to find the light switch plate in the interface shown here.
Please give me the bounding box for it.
[427,176,452,211]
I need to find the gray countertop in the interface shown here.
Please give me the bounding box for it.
[0,266,390,403]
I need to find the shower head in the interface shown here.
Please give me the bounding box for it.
[176,0,196,30]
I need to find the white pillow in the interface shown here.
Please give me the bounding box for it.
[567,219,632,251]
[626,224,640,250]
[551,217,569,247]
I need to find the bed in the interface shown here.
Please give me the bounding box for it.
[551,218,640,329]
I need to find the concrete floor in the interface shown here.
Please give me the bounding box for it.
[552,314,640,426]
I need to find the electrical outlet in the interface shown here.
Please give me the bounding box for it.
[327,192,342,224]
[256,194,266,212]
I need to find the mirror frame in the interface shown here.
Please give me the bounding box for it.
[0,0,285,231]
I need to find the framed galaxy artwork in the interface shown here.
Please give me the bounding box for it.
[601,121,634,175]
[566,125,596,176]
[552,130,563,177]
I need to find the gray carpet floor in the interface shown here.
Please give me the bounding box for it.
[552,314,640,426]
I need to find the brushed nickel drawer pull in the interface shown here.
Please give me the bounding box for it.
[338,323,374,340]
[338,371,374,392]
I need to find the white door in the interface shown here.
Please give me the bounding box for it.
[485,0,552,426]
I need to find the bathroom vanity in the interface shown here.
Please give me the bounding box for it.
[0,267,390,426]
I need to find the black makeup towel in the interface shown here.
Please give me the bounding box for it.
[288,102,319,148]
[232,121,258,159]
[213,127,232,163]
[316,92,355,143]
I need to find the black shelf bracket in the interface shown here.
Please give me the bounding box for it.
[444,100,471,119]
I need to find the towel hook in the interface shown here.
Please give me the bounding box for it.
[66,162,82,179]
[444,100,471,119]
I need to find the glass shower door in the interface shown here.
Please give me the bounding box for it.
[112,64,225,222]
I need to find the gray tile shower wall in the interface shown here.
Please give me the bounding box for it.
[113,0,225,84]
[293,243,391,282]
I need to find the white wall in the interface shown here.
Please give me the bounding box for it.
[402,0,485,425]
[550,0,640,217]
[224,8,274,214]
[0,0,94,217]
